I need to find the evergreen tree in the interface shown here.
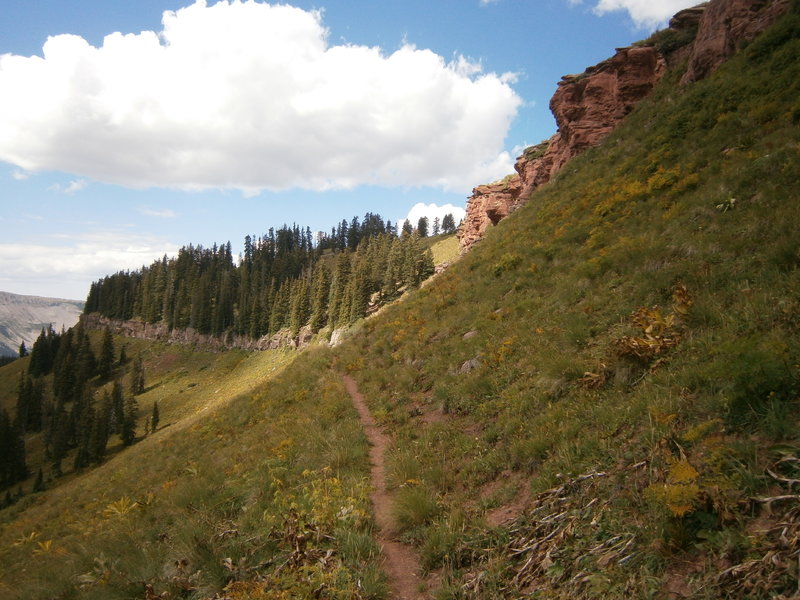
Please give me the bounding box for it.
[432,217,441,236]
[72,388,95,471]
[288,277,310,335]
[48,402,69,476]
[15,372,30,433]
[417,216,429,238]
[121,393,138,447]
[130,356,145,396]
[0,409,28,490]
[32,468,44,493]
[401,220,414,237]
[98,327,115,380]
[308,266,330,332]
[327,252,351,328]
[111,381,125,435]
[89,393,111,464]
[18,341,28,357]
[441,213,456,234]
[151,401,160,433]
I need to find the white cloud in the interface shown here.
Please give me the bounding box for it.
[140,207,177,218]
[0,1,521,194]
[0,231,179,300]
[48,178,88,194]
[399,202,466,233]
[589,0,700,29]
[65,179,88,194]
[12,169,29,180]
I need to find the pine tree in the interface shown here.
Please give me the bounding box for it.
[111,381,125,435]
[15,372,30,434]
[308,266,330,332]
[130,356,145,396]
[151,401,160,433]
[98,327,115,380]
[442,213,456,234]
[288,277,310,335]
[72,388,95,471]
[90,392,111,463]
[417,216,429,238]
[18,341,28,357]
[0,409,28,490]
[121,393,138,447]
[32,468,44,493]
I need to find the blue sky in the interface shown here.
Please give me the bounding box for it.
[0,0,697,300]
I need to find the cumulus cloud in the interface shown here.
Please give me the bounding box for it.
[0,231,179,300]
[588,0,700,29]
[0,0,521,194]
[399,202,466,233]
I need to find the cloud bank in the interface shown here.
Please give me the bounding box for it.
[582,0,700,29]
[0,0,521,194]
[0,232,179,300]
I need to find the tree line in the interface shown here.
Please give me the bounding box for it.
[84,212,448,339]
[1,324,155,502]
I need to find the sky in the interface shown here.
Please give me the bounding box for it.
[0,0,700,300]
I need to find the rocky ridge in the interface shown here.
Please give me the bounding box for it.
[458,0,790,253]
[81,313,317,353]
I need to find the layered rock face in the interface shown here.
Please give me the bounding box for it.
[458,44,665,253]
[458,0,790,254]
[682,0,790,83]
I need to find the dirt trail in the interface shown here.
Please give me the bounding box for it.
[343,375,426,600]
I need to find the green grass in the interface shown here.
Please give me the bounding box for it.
[2,11,800,600]
[332,12,800,598]
[0,344,383,599]
[429,234,460,266]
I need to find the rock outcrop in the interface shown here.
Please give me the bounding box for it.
[458,44,665,253]
[682,0,790,83]
[458,0,791,253]
[81,313,314,352]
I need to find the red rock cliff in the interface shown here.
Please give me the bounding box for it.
[458,43,665,253]
[682,0,790,83]
[458,0,790,254]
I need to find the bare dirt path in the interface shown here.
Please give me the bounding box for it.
[342,375,426,600]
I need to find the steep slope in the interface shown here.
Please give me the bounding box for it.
[1,4,799,600]
[0,339,385,599]
[459,0,791,254]
[0,292,84,357]
[330,7,800,598]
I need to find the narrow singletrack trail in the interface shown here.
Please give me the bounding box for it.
[343,375,426,600]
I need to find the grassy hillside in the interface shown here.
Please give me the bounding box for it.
[1,9,799,600]
[332,11,800,598]
[0,339,384,599]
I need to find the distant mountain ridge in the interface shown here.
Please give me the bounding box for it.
[0,291,84,356]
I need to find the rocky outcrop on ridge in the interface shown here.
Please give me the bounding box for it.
[682,0,790,83]
[81,313,314,352]
[458,43,665,253]
[458,0,791,254]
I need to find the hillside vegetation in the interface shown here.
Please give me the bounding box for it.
[330,11,800,597]
[1,7,799,600]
